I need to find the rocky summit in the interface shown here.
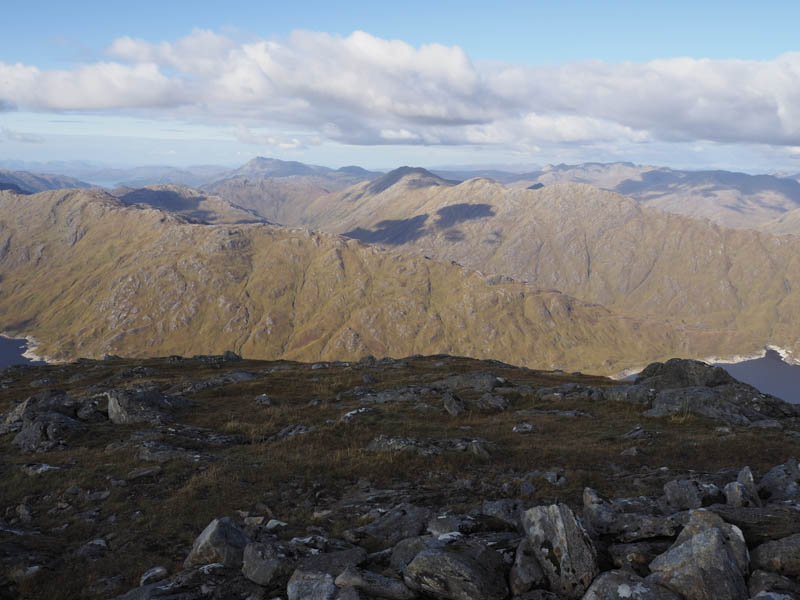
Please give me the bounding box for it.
[1,353,800,599]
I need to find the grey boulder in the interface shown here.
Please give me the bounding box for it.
[184,517,249,568]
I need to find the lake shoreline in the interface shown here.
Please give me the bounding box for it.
[0,332,52,364]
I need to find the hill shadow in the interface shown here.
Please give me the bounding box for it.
[435,203,495,229]
[343,214,429,245]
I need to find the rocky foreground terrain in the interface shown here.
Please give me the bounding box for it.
[2,353,800,599]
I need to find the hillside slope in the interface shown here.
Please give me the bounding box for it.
[0,188,738,374]
[301,174,800,362]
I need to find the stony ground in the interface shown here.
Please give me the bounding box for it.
[1,353,799,599]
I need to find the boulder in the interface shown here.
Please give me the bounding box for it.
[708,505,800,545]
[635,358,736,389]
[521,504,598,599]
[673,510,749,576]
[663,479,724,510]
[509,538,545,596]
[334,566,415,600]
[583,488,682,542]
[750,533,800,577]
[242,541,290,587]
[725,467,761,508]
[608,540,673,576]
[748,569,800,598]
[105,387,191,425]
[603,385,656,406]
[758,458,800,502]
[583,569,681,600]
[345,504,431,550]
[442,392,466,416]
[648,527,748,600]
[13,410,83,452]
[481,499,526,532]
[287,548,367,600]
[403,539,508,600]
[184,517,249,568]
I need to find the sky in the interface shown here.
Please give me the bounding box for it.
[3,0,800,172]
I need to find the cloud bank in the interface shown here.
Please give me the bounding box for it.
[2,29,800,149]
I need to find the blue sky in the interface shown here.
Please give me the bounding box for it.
[3,1,800,172]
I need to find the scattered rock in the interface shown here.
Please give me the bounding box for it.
[664,479,724,510]
[442,392,467,416]
[758,458,800,502]
[242,541,290,587]
[335,566,414,600]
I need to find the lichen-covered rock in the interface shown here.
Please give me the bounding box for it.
[635,359,736,389]
[673,510,749,576]
[750,533,800,577]
[403,539,508,600]
[521,503,598,599]
[583,569,681,599]
[648,527,748,600]
[184,517,249,568]
[287,547,368,600]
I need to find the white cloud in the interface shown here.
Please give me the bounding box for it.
[3,29,800,150]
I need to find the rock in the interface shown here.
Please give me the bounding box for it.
[636,358,736,389]
[127,466,162,480]
[442,392,466,416]
[663,479,724,510]
[748,569,800,598]
[287,571,337,600]
[481,499,526,532]
[287,548,368,600]
[603,385,656,406]
[725,481,762,508]
[345,504,431,550]
[673,510,749,576]
[390,536,439,572]
[339,407,377,423]
[512,422,535,434]
[648,527,748,600]
[105,387,191,425]
[365,435,492,458]
[269,423,318,441]
[583,569,681,599]
[621,447,640,456]
[13,410,84,452]
[403,539,509,600]
[750,533,800,577]
[583,488,682,542]
[608,540,673,576]
[509,538,545,596]
[758,458,800,502]
[184,517,249,568]
[255,393,274,406]
[476,392,510,411]
[335,566,415,600]
[77,538,108,560]
[749,419,784,429]
[708,505,800,545]
[139,566,168,586]
[242,541,290,586]
[521,503,598,599]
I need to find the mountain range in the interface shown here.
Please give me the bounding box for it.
[4,157,800,373]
